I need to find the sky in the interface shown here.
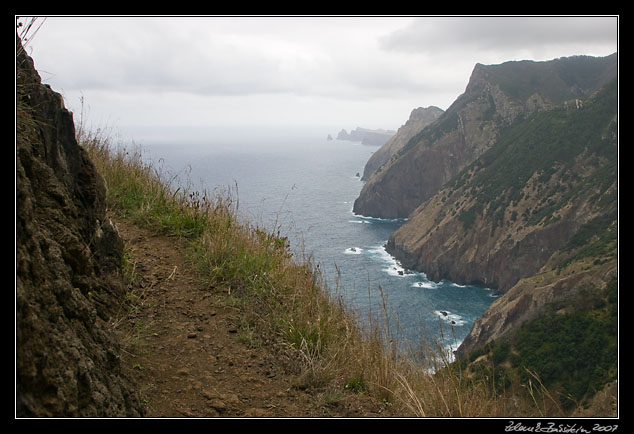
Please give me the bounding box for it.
[18,15,618,145]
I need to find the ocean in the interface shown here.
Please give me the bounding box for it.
[140,127,497,359]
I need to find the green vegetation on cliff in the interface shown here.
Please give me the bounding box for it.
[445,79,618,414]
[381,64,617,416]
[479,54,617,103]
[457,277,617,412]
[455,78,617,235]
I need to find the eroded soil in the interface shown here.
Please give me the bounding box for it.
[112,217,392,418]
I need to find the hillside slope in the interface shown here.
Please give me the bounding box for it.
[387,76,618,355]
[387,77,617,293]
[382,68,618,410]
[363,54,618,410]
[108,217,393,417]
[353,54,617,220]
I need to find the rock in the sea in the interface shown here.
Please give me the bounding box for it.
[337,127,395,147]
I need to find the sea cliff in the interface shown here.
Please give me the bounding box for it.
[359,106,443,181]
[353,54,617,220]
[356,54,618,362]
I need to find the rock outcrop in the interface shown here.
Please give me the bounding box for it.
[336,127,395,147]
[455,260,617,358]
[16,36,144,417]
[386,75,617,294]
[383,69,618,357]
[359,106,443,181]
[353,54,618,220]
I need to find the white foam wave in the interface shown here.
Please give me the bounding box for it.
[413,281,439,289]
[344,247,363,255]
[350,211,408,224]
[434,310,467,327]
[366,243,412,277]
[386,266,407,277]
[381,255,404,275]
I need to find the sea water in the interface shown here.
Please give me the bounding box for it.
[140,127,497,360]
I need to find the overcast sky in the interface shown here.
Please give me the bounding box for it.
[19,15,618,144]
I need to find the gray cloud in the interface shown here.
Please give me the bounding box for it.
[29,16,441,101]
[23,16,618,138]
[380,16,617,57]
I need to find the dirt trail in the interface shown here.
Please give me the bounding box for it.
[112,217,391,418]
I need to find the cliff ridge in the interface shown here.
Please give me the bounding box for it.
[353,54,617,220]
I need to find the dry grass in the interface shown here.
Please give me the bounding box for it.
[80,124,556,418]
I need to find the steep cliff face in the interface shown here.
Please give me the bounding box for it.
[360,106,443,181]
[455,260,617,358]
[387,76,617,293]
[353,54,617,220]
[16,37,144,417]
[387,76,618,356]
[361,53,619,362]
